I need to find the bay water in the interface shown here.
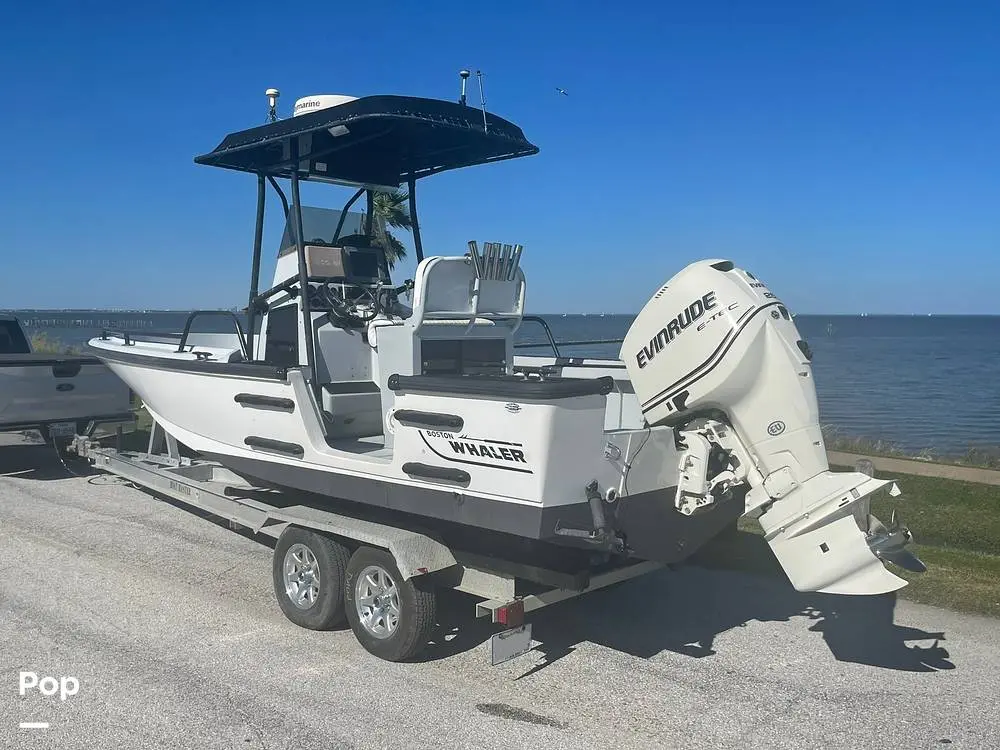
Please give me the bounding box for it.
[8,310,998,457]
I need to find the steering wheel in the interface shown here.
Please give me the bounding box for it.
[313,282,379,327]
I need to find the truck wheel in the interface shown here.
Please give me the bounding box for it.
[344,546,436,662]
[273,527,350,630]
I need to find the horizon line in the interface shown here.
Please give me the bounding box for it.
[5,308,1000,318]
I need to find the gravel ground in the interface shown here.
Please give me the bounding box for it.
[1,436,998,750]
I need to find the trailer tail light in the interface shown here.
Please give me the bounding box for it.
[495,599,524,628]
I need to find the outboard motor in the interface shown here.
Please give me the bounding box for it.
[622,259,924,595]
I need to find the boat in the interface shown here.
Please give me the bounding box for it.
[87,81,925,596]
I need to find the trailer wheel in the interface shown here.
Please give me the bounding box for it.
[273,527,350,630]
[344,546,436,662]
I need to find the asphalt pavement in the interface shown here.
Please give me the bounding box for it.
[1,434,997,749]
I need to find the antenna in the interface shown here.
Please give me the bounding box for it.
[475,70,488,133]
[265,88,280,122]
[458,69,470,106]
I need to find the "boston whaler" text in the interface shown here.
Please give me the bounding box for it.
[449,440,527,463]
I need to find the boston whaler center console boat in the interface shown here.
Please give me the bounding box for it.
[87,81,925,616]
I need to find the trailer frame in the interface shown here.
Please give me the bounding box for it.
[71,422,665,666]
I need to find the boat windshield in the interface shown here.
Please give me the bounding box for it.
[277,205,369,256]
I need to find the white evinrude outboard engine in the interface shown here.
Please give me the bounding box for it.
[622,259,924,595]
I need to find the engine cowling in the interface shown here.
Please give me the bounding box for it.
[621,259,923,595]
[621,258,826,484]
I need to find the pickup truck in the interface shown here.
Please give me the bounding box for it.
[1,314,134,448]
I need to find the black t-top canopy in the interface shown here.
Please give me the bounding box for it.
[194,95,539,186]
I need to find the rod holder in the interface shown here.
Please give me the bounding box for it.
[467,240,483,277]
[507,244,523,280]
[467,240,524,281]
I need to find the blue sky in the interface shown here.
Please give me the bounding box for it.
[1,1,998,314]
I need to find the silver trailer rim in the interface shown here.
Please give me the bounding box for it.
[354,564,400,639]
[283,543,320,610]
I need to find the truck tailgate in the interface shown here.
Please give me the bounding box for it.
[0,354,132,428]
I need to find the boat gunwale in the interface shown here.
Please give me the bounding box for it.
[85,341,289,381]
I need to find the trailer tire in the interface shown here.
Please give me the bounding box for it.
[344,546,436,662]
[273,527,350,630]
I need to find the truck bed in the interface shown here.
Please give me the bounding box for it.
[0,352,134,435]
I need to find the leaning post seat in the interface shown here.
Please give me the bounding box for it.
[372,244,527,448]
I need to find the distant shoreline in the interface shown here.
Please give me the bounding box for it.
[5,309,1000,317]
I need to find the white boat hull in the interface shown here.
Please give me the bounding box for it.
[91,342,700,551]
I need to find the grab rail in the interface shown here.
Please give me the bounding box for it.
[518,316,562,358]
[515,338,625,349]
[99,328,244,348]
[515,316,624,358]
[175,311,249,361]
[98,328,133,346]
[251,277,300,312]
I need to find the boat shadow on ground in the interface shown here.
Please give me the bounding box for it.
[420,534,955,676]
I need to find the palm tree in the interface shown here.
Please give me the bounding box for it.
[370,189,412,269]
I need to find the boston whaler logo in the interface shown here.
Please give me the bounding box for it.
[448,436,526,464]
[419,430,531,472]
[636,291,718,369]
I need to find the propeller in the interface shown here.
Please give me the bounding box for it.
[864,508,927,573]
[852,460,926,573]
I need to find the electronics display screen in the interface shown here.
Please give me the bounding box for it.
[303,244,388,284]
[345,247,382,282]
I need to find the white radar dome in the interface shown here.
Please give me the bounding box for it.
[292,94,359,116]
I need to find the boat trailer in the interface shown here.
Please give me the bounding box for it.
[70,423,664,666]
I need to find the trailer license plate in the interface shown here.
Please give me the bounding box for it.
[48,422,76,438]
[490,624,533,666]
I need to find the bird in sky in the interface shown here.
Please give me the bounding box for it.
[555,87,568,96]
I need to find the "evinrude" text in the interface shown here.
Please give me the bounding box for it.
[636,291,718,369]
